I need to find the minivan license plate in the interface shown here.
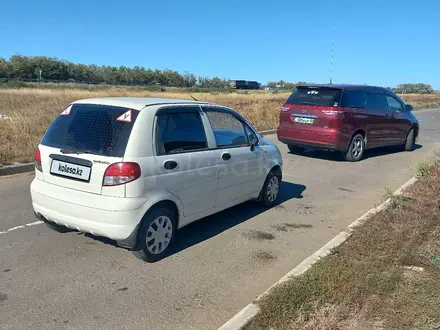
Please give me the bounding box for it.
[50,160,91,182]
[294,117,314,124]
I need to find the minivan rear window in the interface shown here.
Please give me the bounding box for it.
[41,104,139,157]
[285,87,343,107]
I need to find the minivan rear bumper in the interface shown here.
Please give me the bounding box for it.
[277,125,349,151]
[30,178,151,246]
[278,138,344,151]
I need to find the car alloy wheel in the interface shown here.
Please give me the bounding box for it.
[345,133,365,162]
[266,176,280,203]
[351,136,363,159]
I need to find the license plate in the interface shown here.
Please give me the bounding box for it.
[294,117,314,125]
[50,159,91,182]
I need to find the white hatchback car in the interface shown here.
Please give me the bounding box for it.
[30,97,283,262]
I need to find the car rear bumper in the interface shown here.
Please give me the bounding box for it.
[277,125,349,151]
[30,178,151,247]
[278,138,343,151]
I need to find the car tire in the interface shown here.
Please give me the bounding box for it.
[258,170,281,208]
[345,134,365,162]
[288,145,305,154]
[44,220,72,233]
[404,128,416,151]
[131,207,177,263]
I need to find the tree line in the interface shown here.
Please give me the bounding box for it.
[0,55,231,89]
[0,55,436,93]
[267,80,436,94]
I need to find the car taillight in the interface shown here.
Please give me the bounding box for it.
[321,110,343,116]
[103,162,141,186]
[34,148,42,172]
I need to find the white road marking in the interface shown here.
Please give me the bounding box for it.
[0,221,43,235]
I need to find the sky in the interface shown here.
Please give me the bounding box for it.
[1,0,440,88]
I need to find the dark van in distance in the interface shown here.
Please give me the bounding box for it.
[277,84,419,161]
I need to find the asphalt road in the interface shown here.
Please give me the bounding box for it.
[1,109,440,330]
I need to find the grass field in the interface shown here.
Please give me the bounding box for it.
[0,87,439,166]
[244,157,440,330]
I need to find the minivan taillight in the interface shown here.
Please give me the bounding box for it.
[34,148,42,172]
[321,110,343,116]
[103,162,141,186]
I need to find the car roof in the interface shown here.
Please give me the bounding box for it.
[297,83,386,91]
[72,97,211,110]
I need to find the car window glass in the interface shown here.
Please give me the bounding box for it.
[41,104,139,157]
[286,87,342,106]
[244,124,256,142]
[386,96,403,112]
[366,93,388,112]
[155,111,207,155]
[205,110,248,147]
[341,90,366,108]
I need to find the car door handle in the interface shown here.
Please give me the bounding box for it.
[164,160,177,170]
[222,152,231,161]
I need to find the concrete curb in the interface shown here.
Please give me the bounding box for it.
[0,163,34,177]
[218,176,419,330]
[258,129,277,136]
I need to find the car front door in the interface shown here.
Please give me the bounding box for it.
[202,106,265,208]
[366,92,395,147]
[153,106,219,217]
[385,94,410,143]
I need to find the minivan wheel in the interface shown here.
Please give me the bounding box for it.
[288,145,305,154]
[405,128,416,151]
[345,134,365,162]
[259,171,281,207]
[132,207,177,262]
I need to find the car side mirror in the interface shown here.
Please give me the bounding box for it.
[249,133,258,151]
[405,104,413,112]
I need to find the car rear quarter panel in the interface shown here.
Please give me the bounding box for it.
[342,108,370,148]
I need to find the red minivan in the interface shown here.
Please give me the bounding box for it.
[277,84,419,161]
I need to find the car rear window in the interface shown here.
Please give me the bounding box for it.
[41,103,139,157]
[285,87,343,107]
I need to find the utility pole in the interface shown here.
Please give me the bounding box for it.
[330,24,335,84]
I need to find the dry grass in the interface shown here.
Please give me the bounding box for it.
[245,160,440,330]
[0,87,439,165]
[403,93,440,110]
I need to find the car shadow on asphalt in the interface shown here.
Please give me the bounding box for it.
[289,144,423,162]
[170,181,306,256]
[82,181,306,254]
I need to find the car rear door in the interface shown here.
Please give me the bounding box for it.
[153,106,218,217]
[38,103,139,197]
[201,106,265,207]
